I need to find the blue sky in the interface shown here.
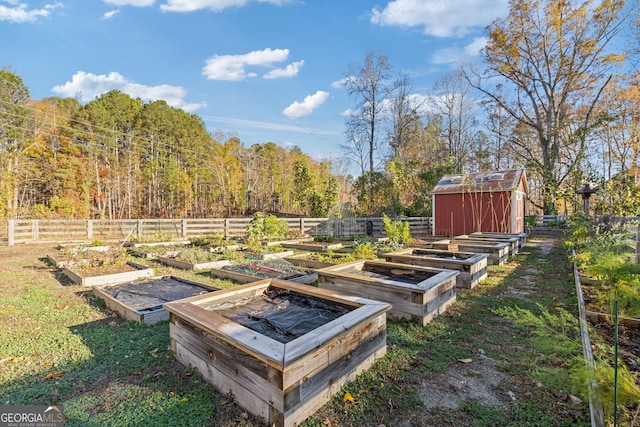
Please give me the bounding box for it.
[1,0,509,161]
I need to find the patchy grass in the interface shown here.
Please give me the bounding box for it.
[0,235,597,426]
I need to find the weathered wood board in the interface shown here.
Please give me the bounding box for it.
[61,261,154,287]
[164,278,390,427]
[383,248,488,289]
[455,234,520,255]
[469,232,527,250]
[430,239,509,265]
[316,260,458,326]
[156,255,231,270]
[93,275,219,324]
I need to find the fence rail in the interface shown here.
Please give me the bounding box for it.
[0,216,434,246]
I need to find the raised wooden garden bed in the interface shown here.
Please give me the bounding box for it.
[244,250,295,261]
[93,276,219,324]
[156,254,231,270]
[469,232,527,250]
[316,260,458,326]
[128,243,188,259]
[61,261,154,287]
[210,260,317,284]
[284,252,352,269]
[430,239,509,265]
[262,237,314,247]
[383,248,488,289]
[129,240,190,248]
[455,234,520,255]
[281,241,343,252]
[164,278,390,427]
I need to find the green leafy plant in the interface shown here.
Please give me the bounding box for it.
[246,212,289,245]
[525,215,538,227]
[264,214,289,239]
[382,214,411,245]
[352,242,378,259]
[191,232,225,247]
[171,247,225,263]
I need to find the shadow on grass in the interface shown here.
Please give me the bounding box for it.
[0,304,261,426]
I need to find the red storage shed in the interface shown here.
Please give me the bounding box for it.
[431,169,527,236]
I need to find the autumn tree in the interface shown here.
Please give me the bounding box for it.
[467,0,627,214]
[0,70,33,218]
[433,69,480,174]
[293,159,339,217]
[343,52,395,208]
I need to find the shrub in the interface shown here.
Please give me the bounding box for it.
[381,214,411,245]
[246,212,289,245]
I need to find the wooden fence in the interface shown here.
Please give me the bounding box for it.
[0,216,433,246]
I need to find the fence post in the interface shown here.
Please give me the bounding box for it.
[33,220,39,241]
[137,220,142,240]
[224,218,230,239]
[8,220,14,246]
[300,218,304,236]
[182,219,187,239]
[87,220,93,240]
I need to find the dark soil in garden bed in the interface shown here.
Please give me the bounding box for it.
[592,321,640,373]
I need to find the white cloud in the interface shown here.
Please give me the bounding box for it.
[159,0,291,13]
[263,60,304,79]
[464,36,488,56]
[430,47,463,65]
[430,38,487,64]
[103,0,155,5]
[51,71,206,112]
[340,109,352,117]
[331,78,348,89]
[102,9,120,19]
[202,48,294,81]
[282,90,329,119]
[0,1,62,23]
[371,0,508,38]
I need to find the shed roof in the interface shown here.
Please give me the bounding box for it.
[431,169,527,195]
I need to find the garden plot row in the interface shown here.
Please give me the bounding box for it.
[44,231,525,427]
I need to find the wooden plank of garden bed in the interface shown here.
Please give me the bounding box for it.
[573,251,605,427]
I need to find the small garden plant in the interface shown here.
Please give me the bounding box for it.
[566,213,640,423]
[382,214,411,246]
[245,212,290,248]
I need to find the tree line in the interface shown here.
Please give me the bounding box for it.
[1,0,639,220]
[0,77,338,219]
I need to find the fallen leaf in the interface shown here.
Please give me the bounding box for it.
[358,389,367,395]
[458,358,473,364]
[180,398,189,403]
[569,395,582,404]
[343,392,355,403]
[323,419,339,426]
[170,392,176,396]
[43,371,64,380]
[133,371,142,375]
